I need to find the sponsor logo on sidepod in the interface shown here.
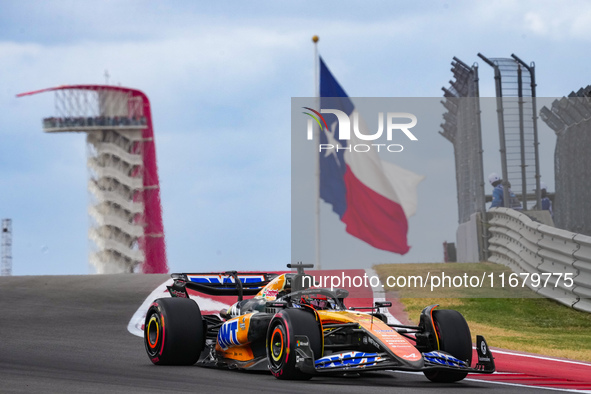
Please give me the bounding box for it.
[217,320,239,350]
[169,289,187,298]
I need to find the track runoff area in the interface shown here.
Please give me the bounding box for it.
[130,269,591,392]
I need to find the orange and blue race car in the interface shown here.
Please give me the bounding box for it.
[144,263,495,382]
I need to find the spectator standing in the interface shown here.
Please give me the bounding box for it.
[489,172,522,210]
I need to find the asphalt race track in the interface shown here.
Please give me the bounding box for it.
[0,274,563,393]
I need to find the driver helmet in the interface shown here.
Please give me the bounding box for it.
[300,294,329,310]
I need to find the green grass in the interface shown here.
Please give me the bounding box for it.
[374,262,591,362]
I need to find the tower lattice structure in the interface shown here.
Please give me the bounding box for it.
[18,86,167,274]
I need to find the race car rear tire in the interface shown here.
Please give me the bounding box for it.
[267,309,322,380]
[144,297,204,365]
[423,309,472,383]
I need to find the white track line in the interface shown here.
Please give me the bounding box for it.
[484,347,591,367]
[464,377,591,393]
[393,371,591,393]
[127,279,172,337]
[127,279,233,338]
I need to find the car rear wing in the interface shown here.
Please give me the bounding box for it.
[168,271,278,301]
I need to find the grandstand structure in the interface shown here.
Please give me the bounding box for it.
[477,53,542,210]
[18,85,167,274]
[541,85,591,236]
[439,57,488,262]
[439,57,485,225]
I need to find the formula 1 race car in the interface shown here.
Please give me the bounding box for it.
[144,263,495,382]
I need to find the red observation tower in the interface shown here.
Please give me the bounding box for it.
[18,85,168,274]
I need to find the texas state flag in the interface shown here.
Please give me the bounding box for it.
[318,57,424,254]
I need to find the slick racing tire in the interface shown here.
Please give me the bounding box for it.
[267,309,322,380]
[144,297,204,365]
[423,309,472,383]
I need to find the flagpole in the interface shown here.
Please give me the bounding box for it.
[313,35,321,270]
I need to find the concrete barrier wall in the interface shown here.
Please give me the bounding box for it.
[456,213,481,263]
[488,207,591,313]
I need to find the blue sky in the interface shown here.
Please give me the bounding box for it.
[1,1,590,275]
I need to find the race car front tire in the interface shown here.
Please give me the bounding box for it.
[423,309,472,383]
[267,309,322,380]
[144,297,205,365]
